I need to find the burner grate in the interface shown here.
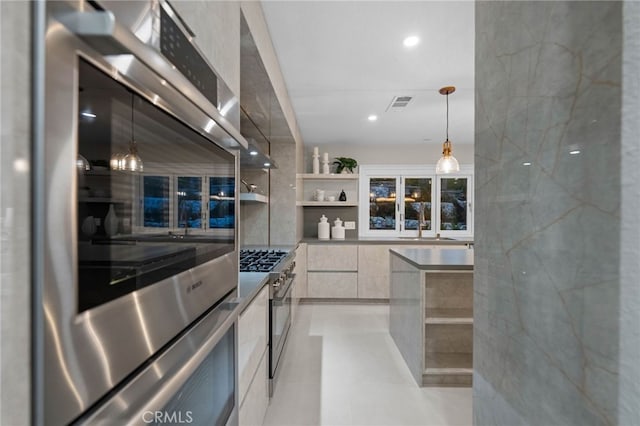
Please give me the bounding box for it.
[239,249,289,272]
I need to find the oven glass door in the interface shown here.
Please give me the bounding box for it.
[152,325,236,426]
[77,58,236,312]
[270,277,293,378]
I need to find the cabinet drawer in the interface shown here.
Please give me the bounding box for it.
[238,285,268,404]
[239,351,268,426]
[308,272,358,298]
[307,245,358,271]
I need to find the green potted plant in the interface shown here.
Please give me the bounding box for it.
[333,157,358,174]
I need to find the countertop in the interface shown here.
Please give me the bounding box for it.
[237,272,270,313]
[301,237,473,245]
[389,246,474,270]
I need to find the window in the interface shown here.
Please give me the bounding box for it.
[143,176,170,228]
[139,173,235,233]
[359,165,473,238]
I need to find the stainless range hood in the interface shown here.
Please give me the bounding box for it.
[239,107,278,169]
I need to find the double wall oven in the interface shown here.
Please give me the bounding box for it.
[38,1,246,424]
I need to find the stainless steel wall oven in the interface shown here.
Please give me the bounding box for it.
[39,1,247,424]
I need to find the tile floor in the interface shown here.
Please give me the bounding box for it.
[263,304,472,426]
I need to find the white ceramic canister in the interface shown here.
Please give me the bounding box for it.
[318,215,330,240]
[314,189,325,201]
[331,217,345,240]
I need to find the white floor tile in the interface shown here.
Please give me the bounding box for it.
[264,304,472,426]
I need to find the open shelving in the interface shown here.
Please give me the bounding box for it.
[298,173,359,207]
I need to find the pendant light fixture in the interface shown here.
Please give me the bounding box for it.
[435,86,460,174]
[111,94,143,172]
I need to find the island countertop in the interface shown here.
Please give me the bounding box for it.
[389,247,474,270]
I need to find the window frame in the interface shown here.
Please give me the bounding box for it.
[134,164,235,236]
[358,164,473,238]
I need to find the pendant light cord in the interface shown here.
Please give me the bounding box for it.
[131,94,134,145]
[445,93,449,141]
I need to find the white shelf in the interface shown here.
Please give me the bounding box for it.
[240,193,268,204]
[298,173,359,180]
[297,201,358,207]
[425,308,473,325]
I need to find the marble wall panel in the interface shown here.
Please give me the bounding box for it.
[0,2,31,424]
[474,2,626,425]
[269,142,297,246]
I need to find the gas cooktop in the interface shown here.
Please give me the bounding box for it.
[239,249,289,273]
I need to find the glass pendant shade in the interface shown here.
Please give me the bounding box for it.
[76,154,91,172]
[110,94,143,172]
[122,141,143,172]
[110,152,125,170]
[435,139,460,174]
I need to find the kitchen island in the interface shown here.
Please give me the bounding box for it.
[389,247,474,387]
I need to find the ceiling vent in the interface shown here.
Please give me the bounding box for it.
[386,95,413,111]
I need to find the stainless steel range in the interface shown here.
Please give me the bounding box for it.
[240,249,296,395]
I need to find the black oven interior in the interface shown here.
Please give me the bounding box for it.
[76,58,236,312]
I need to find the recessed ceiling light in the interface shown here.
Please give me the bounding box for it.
[403,36,420,47]
[264,162,271,167]
[569,150,581,155]
[249,150,258,156]
[81,111,96,118]
[522,162,532,166]
[368,115,378,121]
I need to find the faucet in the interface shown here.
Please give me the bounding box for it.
[417,202,426,238]
[179,199,189,236]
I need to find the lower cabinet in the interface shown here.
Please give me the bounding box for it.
[305,243,442,299]
[357,245,391,299]
[238,285,269,425]
[239,352,269,426]
[308,272,357,298]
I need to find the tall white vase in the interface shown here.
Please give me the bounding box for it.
[104,204,119,236]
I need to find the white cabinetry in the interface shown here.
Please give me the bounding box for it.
[357,245,391,299]
[307,245,358,271]
[238,286,268,426]
[297,174,359,207]
[306,244,357,298]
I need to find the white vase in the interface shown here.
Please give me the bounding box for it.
[104,204,119,236]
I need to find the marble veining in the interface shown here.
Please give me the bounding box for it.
[474,2,624,425]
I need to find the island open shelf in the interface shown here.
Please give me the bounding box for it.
[389,247,474,387]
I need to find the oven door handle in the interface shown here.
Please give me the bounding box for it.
[273,274,296,304]
[80,298,240,424]
[56,10,248,150]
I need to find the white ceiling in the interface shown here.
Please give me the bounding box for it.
[261,1,475,147]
